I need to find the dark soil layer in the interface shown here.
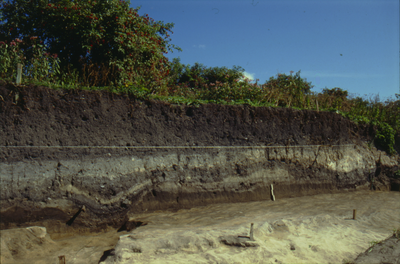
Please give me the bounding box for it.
[0,81,399,236]
[0,81,375,158]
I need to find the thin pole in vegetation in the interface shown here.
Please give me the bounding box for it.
[353,209,357,220]
[16,63,22,85]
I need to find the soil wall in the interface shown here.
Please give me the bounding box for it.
[0,82,398,234]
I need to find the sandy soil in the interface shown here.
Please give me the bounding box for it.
[1,227,127,264]
[2,190,400,264]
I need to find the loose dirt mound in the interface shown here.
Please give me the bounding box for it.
[353,233,400,264]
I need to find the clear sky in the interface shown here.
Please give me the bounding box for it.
[132,0,399,102]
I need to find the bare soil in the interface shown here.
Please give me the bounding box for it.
[1,191,399,263]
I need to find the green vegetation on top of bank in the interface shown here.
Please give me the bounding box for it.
[1,0,399,155]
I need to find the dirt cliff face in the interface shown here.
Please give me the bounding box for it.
[0,82,398,234]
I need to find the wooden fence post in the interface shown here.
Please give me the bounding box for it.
[250,223,254,241]
[16,63,22,85]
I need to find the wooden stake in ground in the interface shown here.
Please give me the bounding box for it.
[16,63,22,85]
[353,209,357,220]
[58,255,66,264]
[271,184,275,201]
[250,223,254,241]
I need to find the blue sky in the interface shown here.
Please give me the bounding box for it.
[132,0,399,101]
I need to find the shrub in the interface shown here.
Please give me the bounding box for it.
[0,36,60,82]
[375,121,396,155]
[263,70,313,108]
[167,59,246,90]
[315,87,349,112]
[199,79,262,102]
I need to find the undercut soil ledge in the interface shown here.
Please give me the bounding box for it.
[0,82,399,236]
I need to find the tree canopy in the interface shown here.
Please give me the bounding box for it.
[0,0,181,89]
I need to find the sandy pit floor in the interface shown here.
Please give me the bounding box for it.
[2,190,400,264]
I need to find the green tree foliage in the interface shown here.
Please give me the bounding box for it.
[263,70,313,107]
[177,61,208,89]
[322,87,348,98]
[167,57,186,87]
[167,58,245,89]
[374,121,396,155]
[165,59,263,102]
[321,87,349,110]
[265,70,313,94]
[0,0,181,89]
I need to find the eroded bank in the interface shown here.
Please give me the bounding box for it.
[0,83,399,234]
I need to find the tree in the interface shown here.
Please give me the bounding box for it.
[321,87,349,111]
[167,57,246,90]
[322,87,348,99]
[264,70,313,95]
[0,0,181,89]
[263,70,314,107]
